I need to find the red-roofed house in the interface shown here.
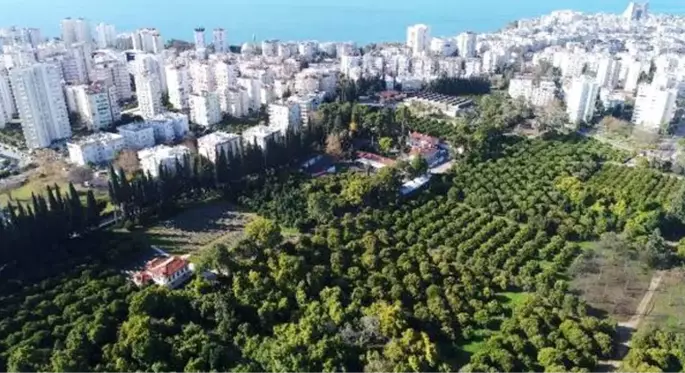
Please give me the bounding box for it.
[356,151,397,169]
[133,256,192,288]
[407,132,442,165]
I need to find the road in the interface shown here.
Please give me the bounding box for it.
[597,271,664,371]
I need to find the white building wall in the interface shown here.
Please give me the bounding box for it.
[190,92,222,127]
[566,77,600,125]
[135,72,163,119]
[165,64,190,111]
[10,63,72,149]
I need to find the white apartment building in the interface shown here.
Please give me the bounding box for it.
[117,122,156,150]
[65,82,121,130]
[165,64,190,111]
[429,38,457,57]
[242,125,281,150]
[67,132,124,166]
[532,81,557,107]
[632,84,678,132]
[93,51,133,101]
[131,54,167,93]
[135,72,163,119]
[223,88,249,117]
[508,77,535,101]
[61,18,91,46]
[149,112,190,142]
[198,131,241,163]
[194,27,206,49]
[213,28,226,53]
[132,28,164,54]
[457,32,477,58]
[268,102,301,135]
[60,43,93,85]
[190,91,222,127]
[138,145,190,178]
[95,23,116,49]
[596,57,621,89]
[262,40,280,57]
[0,69,16,121]
[290,93,325,125]
[624,60,648,93]
[566,76,600,126]
[406,24,430,56]
[215,61,237,89]
[10,63,72,149]
[190,60,216,94]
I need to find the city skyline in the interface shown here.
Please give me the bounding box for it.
[1,0,684,45]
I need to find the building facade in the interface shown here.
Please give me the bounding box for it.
[566,76,600,126]
[10,63,72,149]
[190,92,222,127]
[138,144,190,178]
[198,131,241,163]
[67,132,124,166]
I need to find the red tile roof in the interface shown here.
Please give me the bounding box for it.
[145,256,189,277]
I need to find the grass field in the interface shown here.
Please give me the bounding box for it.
[135,200,256,255]
[644,268,685,333]
[569,240,654,322]
[0,176,112,212]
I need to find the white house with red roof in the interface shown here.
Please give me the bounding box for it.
[133,255,192,289]
[407,132,442,166]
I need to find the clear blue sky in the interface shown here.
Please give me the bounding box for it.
[1,0,683,44]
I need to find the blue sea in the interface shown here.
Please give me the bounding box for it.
[1,0,684,44]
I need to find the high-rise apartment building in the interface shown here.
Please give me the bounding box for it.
[566,76,600,126]
[632,84,678,132]
[65,81,121,130]
[165,64,190,111]
[406,24,430,56]
[135,72,163,119]
[457,32,477,58]
[213,28,226,52]
[95,23,117,49]
[10,63,72,149]
[61,18,91,45]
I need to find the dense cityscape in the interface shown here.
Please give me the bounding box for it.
[1,1,685,372]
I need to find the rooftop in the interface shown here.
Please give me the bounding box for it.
[118,121,153,132]
[198,131,240,145]
[138,144,190,160]
[411,92,473,106]
[68,132,123,146]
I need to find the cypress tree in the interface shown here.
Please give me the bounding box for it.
[85,190,99,230]
[67,183,84,233]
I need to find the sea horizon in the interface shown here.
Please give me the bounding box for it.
[1,0,684,45]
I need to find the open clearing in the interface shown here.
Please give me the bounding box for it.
[137,200,256,255]
[643,268,685,333]
[570,240,654,322]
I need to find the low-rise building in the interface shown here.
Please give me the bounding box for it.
[67,132,125,166]
[198,131,241,163]
[241,125,281,150]
[148,112,190,143]
[117,122,156,150]
[138,144,190,178]
[132,255,192,288]
[404,92,473,117]
[407,132,442,166]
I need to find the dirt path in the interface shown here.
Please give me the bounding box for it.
[598,271,664,371]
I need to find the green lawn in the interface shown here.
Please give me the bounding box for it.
[500,292,531,309]
[0,178,113,212]
[130,200,255,255]
[644,269,685,333]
